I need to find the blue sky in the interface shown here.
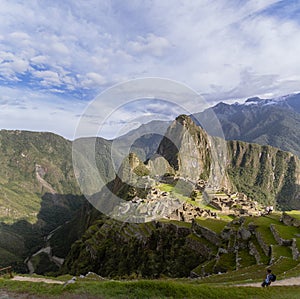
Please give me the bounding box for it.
[1,0,300,139]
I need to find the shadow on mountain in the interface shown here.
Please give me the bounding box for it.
[0,192,88,273]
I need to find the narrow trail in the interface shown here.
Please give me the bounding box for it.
[11,276,64,284]
[237,276,300,287]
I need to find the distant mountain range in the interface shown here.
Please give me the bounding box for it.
[116,93,300,160]
[196,93,300,157]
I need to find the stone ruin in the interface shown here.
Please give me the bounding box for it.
[123,173,265,222]
[167,202,217,222]
[208,192,262,217]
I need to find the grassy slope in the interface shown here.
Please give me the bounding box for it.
[1,276,300,299]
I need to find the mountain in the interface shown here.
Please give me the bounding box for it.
[60,115,300,278]
[115,120,170,162]
[111,93,300,162]
[0,130,81,223]
[195,93,300,157]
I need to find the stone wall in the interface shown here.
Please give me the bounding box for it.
[281,213,300,227]
[255,231,270,256]
[192,221,222,246]
[291,238,299,261]
[248,241,261,264]
[270,224,293,246]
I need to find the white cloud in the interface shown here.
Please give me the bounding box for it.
[0,51,29,80]
[0,0,300,137]
[51,42,70,55]
[30,55,49,65]
[79,72,107,88]
[128,33,170,57]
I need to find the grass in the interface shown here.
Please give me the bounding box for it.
[218,214,235,221]
[245,215,280,246]
[238,249,257,268]
[215,252,236,272]
[250,238,270,264]
[199,256,300,285]
[271,245,293,259]
[160,219,192,228]
[157,183,175,193]
[272,224,300,244]
[199,264,267,284]
[195,218,229,234]
[2,276,300,299]
[187,233,218,254]
[286,211,300,221]
[282,260,300,278]
[268,257,299,278]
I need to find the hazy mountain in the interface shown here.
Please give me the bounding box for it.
[115,120,170,161]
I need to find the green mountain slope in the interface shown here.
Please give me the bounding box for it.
[0,130,80,223]
[0,130,85,271]
[155,115,300,208]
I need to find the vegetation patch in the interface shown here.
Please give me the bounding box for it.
[195,218,228,234]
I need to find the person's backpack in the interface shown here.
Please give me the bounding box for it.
[270,273,276,282]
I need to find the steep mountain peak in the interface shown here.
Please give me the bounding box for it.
[157,115,211,180]
[175,114,197,126]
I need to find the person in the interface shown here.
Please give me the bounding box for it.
[261,269,272,287]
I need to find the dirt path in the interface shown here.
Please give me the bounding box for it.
[11,275,300,286]
[11,276,64,285]
[237,276,300,287]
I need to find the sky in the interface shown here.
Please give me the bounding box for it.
[1,0,300,139]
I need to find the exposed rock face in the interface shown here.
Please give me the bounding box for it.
[157,115,211,181]
[255,230,270,256]
[249,241,261,264]
[291,239,300,260]
[238,227,252,241]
